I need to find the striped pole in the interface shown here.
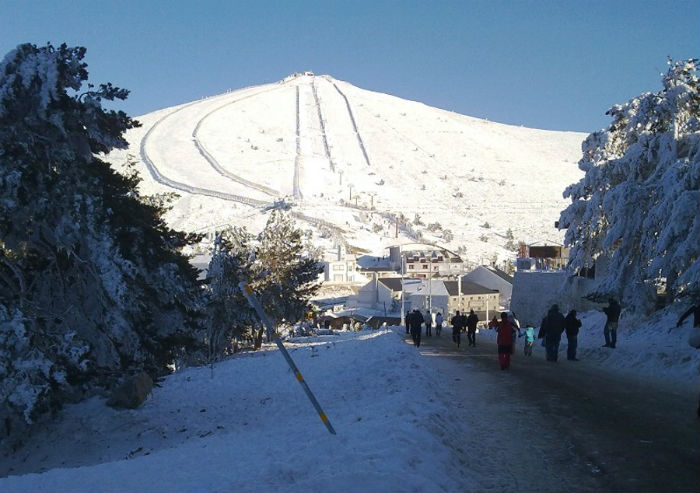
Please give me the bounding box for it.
[239,282,337,435]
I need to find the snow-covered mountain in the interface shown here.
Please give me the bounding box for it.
[106,73,586,263]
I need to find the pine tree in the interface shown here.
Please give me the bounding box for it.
[0,43,204,435]
[252,210,322,334]
[559,58,700,313]
[205,213,322,353]
[504,228,518,251]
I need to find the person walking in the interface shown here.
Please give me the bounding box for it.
[435,312,443,337]
[497,311,514,369]
[675,302,700,416]
[565,310,582,360]
[521,323,536,356]
[541,304,566,362]
[424,310,433,337]
[466,309,479,347]
[603,298,621,348]
[508,312,520,353]
[409,309,422,347]
[451,310,464,348]
[488,315,499,331]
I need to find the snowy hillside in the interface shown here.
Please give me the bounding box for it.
[106,73,585,263]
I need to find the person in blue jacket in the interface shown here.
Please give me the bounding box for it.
[520,323,536,356]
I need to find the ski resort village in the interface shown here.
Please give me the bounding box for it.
[0,6,698,492]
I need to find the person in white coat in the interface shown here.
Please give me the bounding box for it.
[435,312,443,337]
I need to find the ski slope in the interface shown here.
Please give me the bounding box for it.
[106,73,586,263]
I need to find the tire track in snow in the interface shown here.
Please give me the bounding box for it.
[191,86,283,198]
[140,88,276,208]
[140,110,270,208]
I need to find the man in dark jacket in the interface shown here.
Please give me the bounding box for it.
[603,298,621,348]
[466,309,479,347]
[409,309,423,347]
[541,304,566,362]
[565,309,582,361]
[451,311,464,348]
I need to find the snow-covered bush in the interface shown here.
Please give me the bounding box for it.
[559,58,700,313]
[0,306,89,427]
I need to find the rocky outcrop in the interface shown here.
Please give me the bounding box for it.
[106,372,153,410]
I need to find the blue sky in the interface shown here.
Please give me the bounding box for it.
[1,0,697,132]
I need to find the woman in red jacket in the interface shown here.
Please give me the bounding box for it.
[497,311,514,370]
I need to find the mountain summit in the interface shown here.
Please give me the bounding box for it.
[108,73,585,263]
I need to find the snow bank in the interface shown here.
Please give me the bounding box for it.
[0,330,472,492]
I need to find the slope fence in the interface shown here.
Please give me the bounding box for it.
[325,77,372,167]
[311,77,335,172]
[293,85,303,200]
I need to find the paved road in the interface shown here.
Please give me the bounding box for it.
[408,330,699,493]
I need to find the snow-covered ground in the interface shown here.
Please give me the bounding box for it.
[1,305,696,492]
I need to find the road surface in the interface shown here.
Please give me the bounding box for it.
[407,329,699,492]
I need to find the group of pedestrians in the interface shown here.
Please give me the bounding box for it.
[448,309,480,348]
[402,297,699,418]
[405,309,444,348]
[535,304,583,362]
[403,298,622,367]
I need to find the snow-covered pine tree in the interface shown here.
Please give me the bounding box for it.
[0,43,204,437]
[559,58,700,313]
[252,210,323,331]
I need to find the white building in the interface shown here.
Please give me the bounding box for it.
[323,245,358,283]
[388,245,465,278]
[462,266,513,309]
